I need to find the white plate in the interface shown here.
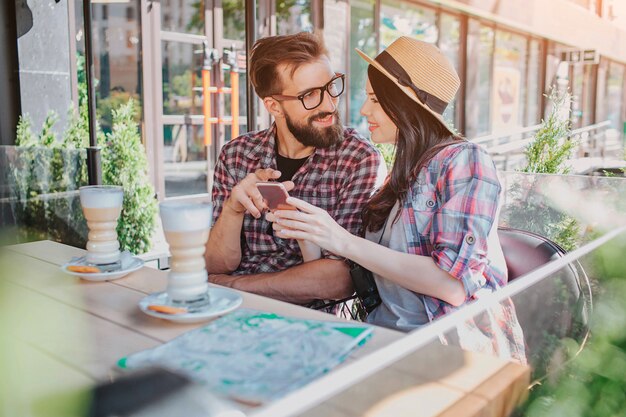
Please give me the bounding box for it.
[139,288,243,323]
[61,256,144,281]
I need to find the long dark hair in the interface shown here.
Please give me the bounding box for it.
[362,66,464,232]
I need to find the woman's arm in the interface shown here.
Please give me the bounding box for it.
[297,239,321,262]
[273,198,466,306]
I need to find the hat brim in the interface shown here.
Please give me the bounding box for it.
[355,48,456,136]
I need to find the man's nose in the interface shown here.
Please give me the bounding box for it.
[318,89,337,113]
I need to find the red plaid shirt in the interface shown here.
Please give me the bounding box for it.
[212,125,381,275]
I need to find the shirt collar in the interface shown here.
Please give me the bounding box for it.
[244,123,340,164]
[244,125,278,169]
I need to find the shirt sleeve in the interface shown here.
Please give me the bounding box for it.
[429,145,502,300]
[322,148,382,259]
[211,146,237,226]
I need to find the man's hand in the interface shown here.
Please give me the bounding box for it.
[226,168,294,219]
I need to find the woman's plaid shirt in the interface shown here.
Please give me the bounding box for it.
[211,125,382,275]
[399,141,526,363]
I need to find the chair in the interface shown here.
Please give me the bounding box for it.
[309,296,363,321]
[497,227,592,377]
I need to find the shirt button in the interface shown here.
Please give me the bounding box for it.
[426,199,435,208]
[465,234,475,245]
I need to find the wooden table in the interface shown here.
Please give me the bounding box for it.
[2,241,530,417]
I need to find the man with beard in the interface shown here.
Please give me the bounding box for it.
[205,32,381,307]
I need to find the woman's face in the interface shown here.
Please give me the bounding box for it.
[360,78,397,144]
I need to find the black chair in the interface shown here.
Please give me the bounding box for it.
[309,296,363,320]
[498,226,592,377]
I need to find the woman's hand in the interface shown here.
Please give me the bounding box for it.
[266,211,321,261]
[270,197,353,256]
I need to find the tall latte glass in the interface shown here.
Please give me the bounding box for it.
[160,201,213,305]
[79,185,124,268]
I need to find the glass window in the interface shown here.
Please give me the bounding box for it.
[349,0,376,134]
[161,0,205,35]
[438,13,461,129]
[544,42,571,119]
[580,64,595,127]
[225,58,248,136]
[223,0,245,41]
[161,40,207,197]
[596,58,609,123]
[491,30,527,133]
[566,0,592,8]
[525,39,542,126]
[606,61,625,130]
[221,0,248,140]
[570,63,584,128]
[161,41,203,116]
[379,0,437,49]
[277,0,313,35]
[465,20,494,139]
[163,120,208,197]
[81,1,142,135]
[324,0,350,123]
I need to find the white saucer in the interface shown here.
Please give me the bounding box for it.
[61,255,144,281]
[139,288,243,323]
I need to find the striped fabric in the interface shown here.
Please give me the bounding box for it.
[212,124,381,275]
[400,141,526,363]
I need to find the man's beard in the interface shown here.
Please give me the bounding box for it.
[285,110,343,149]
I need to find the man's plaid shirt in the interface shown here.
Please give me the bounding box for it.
[211,125,381,275]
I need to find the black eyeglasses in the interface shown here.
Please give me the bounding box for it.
[272,73,345,110]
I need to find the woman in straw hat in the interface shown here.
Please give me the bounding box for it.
[270,37,525,362]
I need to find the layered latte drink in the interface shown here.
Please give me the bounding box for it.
[79,185,124,267]
[160,201,213,303]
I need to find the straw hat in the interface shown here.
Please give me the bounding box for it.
[356,37,460,135]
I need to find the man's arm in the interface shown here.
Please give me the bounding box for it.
[206,163,293,273]
[205,148,244,274]
[206,200,245,273]
[209,258,351,304]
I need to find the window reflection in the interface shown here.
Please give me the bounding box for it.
[81,1,142,135]
[438,13,460,129]
[161,41,203,116]
[223,0,245,40]
[492,30,527,133]
[466,20,494,139]
[277,0,313,35]
[163,120,208,197]
[379,0,437,48]
[525,39,541,126]
[606,61,625,130]
[580,64,595,127]
[349,0,376,135]
[161,0,205,35]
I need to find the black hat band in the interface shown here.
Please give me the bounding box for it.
[375,50,448,115]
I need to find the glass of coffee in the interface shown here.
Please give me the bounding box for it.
[79,185,124,270]
[159,201,213,307]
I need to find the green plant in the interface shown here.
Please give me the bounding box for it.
[98,91,142,134]
[10,100,156,254]
[100,99,157,254]
[522,87,577,175]
[503,86,582,251]
[11,112,88,247]
[374,143,395,171]
[521,235,626,417]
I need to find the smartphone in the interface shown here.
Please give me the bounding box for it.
[256,182,296,211]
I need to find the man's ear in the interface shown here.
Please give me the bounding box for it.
[263,97,284,119]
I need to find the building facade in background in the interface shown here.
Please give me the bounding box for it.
[3,0,626,199]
